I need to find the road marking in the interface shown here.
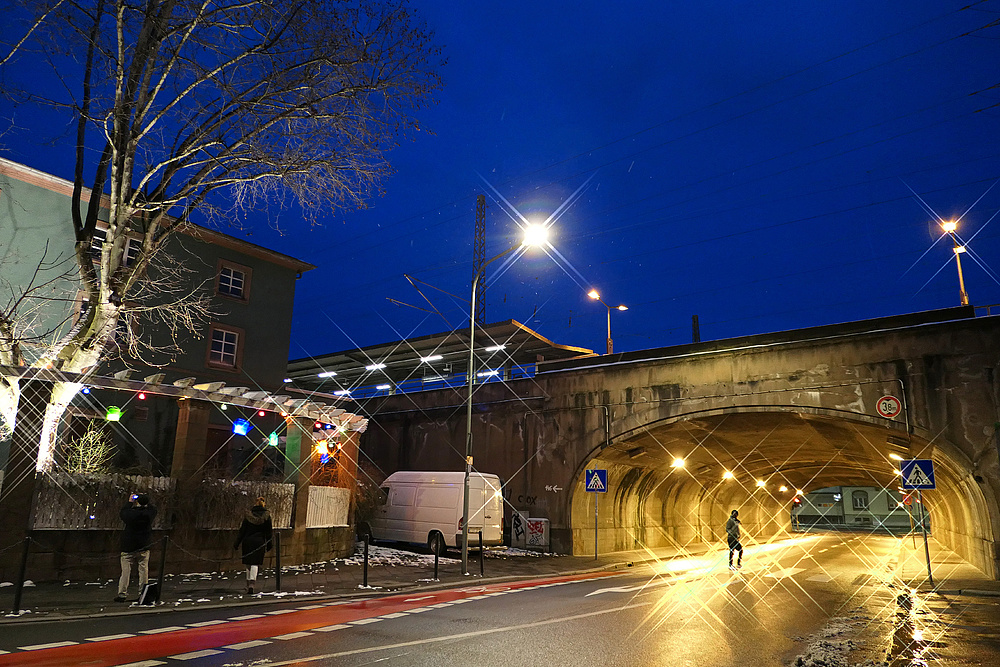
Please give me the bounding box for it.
[18,641,79,651]
[117,661,166,667]
[380,612,409,618]
[85,633,136,641]
[229,614,267,620]
[314,624,350,632]
[429,603,452,608]
[349,617,383,625]
[405,607,429,613]
[404,595,435,602]
[169,649,224,660]
[266,609,298,615]
[258,601,652,665]
[224,640,272,650]
[140,626,187,634]
[818,549,828,553]
[765,567,806,580]
[807,574,834,582]
[273,632,313,640]
[187,619,228,627]
[298,604,326,610]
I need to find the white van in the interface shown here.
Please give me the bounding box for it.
[364,471,503,555]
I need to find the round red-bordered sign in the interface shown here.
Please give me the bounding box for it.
[876,395,902,419]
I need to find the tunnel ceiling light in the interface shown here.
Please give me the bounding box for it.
[722,471,734,480]
[671,458,685,468]
[755,479,766,488]
[282,378,292,383]
[888,453,903,461]
[484,344,506,352]
[779,485,788,492]
[376,384,392,391]
[334,390,351,396]
[317,371,337,378]
[366,363,386,371]
[420,354,443,362]
[796,489,804,496]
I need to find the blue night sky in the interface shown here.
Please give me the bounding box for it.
[5,1,1000,359]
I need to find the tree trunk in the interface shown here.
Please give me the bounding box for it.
[0,380,51,574]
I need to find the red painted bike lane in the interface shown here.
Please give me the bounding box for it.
[1,571,620,667]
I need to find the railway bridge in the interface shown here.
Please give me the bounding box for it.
[359,307,1000,578]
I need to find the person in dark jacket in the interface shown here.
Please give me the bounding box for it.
[726,509,743,569]
[233,497,273,594]
[116,493,157,602]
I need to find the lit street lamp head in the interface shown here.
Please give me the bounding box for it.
[587,289,600,300]
[521,224,548,247]
[941,220,958,233]
[617,305,628,311]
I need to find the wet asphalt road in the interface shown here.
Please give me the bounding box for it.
[1,533,997,666]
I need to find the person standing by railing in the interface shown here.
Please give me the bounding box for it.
[116,493,157,602]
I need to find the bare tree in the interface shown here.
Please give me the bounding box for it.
[63,419,115,474]
[0,0,442,470]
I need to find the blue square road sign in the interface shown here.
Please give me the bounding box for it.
[900,459,935,490]
[585,469,608,493]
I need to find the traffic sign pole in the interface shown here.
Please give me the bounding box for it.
[918,490,934,587]
[595,492,599,561]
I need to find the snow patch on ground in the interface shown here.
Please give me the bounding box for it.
[791,614,886,667]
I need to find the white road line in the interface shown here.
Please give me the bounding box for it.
[187,619,227,627]
[405,607,429,613]
[297,605,326,610]
[380,612,409,619]
[224,640,272,650]
[168,649,224,660]
[273,631,313,640]
[19,641,78,651]
[85,633,136,642]
[228,614,266,620]
[265,609,298,615]
[429,603,452,608]
[348,618,383,625]
[404,595,435,602]
[140,626,187,634]
[313,624,350,632]
[116,661,166,667]
[765,567,806,580]
[259,601,653,665]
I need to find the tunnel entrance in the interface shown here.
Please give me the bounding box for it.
[569,409,995,577]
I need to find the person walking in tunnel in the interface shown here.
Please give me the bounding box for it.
[233,496,273,594]
[726,509,743,569]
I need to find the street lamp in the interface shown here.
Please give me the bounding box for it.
[587,289,628,355]
[462,224,549,574]
[941,220,969,306]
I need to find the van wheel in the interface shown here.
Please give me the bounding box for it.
[428,532,447,557]
[357,522,372,543]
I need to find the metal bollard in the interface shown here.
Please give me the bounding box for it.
[12,536,30,614]
[363,534,369,588]
[274,531,282,592]
[156,535,169,602]
[434,547,439,580]
[479,531,484,576]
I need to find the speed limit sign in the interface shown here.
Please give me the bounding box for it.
[876,395,902,419]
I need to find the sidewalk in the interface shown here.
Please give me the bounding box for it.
[2,533,996,622]
[894,533,1000,597]
[0,543,680,623]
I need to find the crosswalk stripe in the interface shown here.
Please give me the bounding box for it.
[85,633,136,642]
[224,640,271,650]
[273,632,313,640]
[19,641,78,651]
[169,649,223,660]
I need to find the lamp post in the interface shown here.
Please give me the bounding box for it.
[941,220,969,306]
[587,289,628,355]
[462,224,549,575]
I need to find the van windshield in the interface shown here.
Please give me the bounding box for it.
[378,487,389,506]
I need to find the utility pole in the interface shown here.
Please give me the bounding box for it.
[474,195,487,326]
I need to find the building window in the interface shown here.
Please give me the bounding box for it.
[89,227,108,260]
[217,261,252,301]
[208,325,242,369]
[852,490,869,510]
[123,237,141,266]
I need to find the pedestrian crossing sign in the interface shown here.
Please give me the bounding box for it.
[585,469,608,493]
[900,459,935,490]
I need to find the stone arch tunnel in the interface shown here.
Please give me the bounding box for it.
[360,308,1000,579]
